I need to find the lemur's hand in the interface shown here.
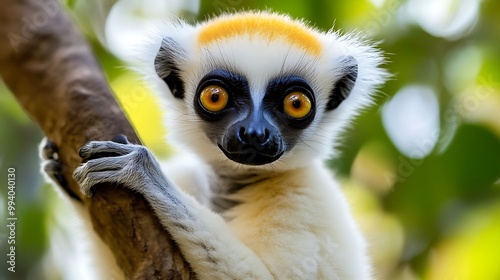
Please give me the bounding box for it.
[74,136,275,280]
[73,135,169,197]
[40,138,69,189]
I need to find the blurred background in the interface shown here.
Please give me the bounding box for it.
[1,0,499,279]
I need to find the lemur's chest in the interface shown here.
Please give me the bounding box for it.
[209,170,318,222]
[209,172,269,214]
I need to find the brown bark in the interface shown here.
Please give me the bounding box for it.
[0,0,193,278]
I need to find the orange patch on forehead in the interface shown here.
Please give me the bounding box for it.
[197,13,322,57]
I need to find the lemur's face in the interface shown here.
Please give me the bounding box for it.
[152,12,385,170]
[193,69,316,165]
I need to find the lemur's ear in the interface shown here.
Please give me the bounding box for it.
[154,37,186,99]
[326,56,358,110]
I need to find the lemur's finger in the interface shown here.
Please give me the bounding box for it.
[78,170,123,197]
[42,159,68,188]
[40,137,59,160]
[78,140,136,160]
[73,156,125,183]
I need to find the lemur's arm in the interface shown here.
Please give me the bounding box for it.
[73,137,273,280]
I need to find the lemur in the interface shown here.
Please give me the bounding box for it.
[41,11,387,279]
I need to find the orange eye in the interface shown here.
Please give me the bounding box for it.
[283,92,312,119]
[200,85,229,112]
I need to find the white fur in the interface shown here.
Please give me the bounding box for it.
[133,11,387,279]
[43,11,388,280]
[224,160,371,279]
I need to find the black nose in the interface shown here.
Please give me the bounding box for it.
[219,114,284,165]
[238,127,270,146]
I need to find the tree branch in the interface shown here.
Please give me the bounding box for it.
[0,0,193,278]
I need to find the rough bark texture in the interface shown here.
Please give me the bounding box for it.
[0,0,193,278]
